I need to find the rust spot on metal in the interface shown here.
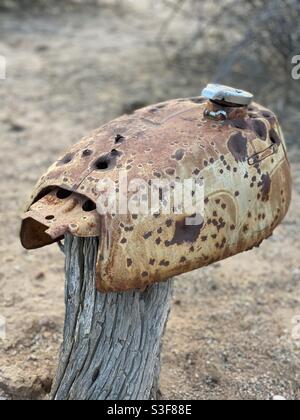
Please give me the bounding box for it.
[124,226,134,232]
[82,149,93,157]
[57,153,74,166]
[166,168,176,176]
[94,149,122,171]
[169,218,204,246]
[229,119,248,130]
[269,128,281,145]
[115,134,125,144]
[228,133,248,162]
[143,232,152,240]
[261,173,272,201]
[159,260,170,267]
[252,120,267,140]
[243,225,249,233]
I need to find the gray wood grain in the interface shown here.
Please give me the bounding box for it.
[51,234,173,400]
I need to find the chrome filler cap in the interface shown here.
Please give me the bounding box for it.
[202,83,253,106]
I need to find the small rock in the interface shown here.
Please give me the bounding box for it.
[221,352,229,364]
[212,263,221,269]
[35,45,49,53]
[204,362,222,385]
[207,279,218,291]
[9,122,26,133]
[27,355,38,362]
[35,272,45,280]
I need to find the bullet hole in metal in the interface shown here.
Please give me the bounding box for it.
[82,200,96,212]
[175,149,185,161]
[56,189,72,200]
[94,156,109,170]
[82,149,93,157]
[94,150,122,171]
[58,153,74,166]
[115,134,125,144]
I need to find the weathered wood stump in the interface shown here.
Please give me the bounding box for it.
[51,234,173,400]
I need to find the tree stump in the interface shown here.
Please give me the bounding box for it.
[51,234,173,400]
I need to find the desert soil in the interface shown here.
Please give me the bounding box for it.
[0,2,299,400]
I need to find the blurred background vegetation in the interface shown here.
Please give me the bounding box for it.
[157,0,300,145]
[0,0,299,145]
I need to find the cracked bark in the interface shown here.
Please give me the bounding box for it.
[51,234,173,400]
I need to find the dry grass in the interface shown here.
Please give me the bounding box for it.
[158,0,300,145]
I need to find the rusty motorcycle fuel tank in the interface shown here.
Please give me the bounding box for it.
[20,84,292,292]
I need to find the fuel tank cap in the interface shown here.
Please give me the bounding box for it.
[202,83,253,106]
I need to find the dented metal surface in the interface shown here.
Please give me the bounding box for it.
[21,188,100,249]
[21,94,292,292]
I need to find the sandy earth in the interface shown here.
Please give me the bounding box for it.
[0,3,299,400]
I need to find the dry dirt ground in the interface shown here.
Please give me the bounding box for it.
[0,2,300,400]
